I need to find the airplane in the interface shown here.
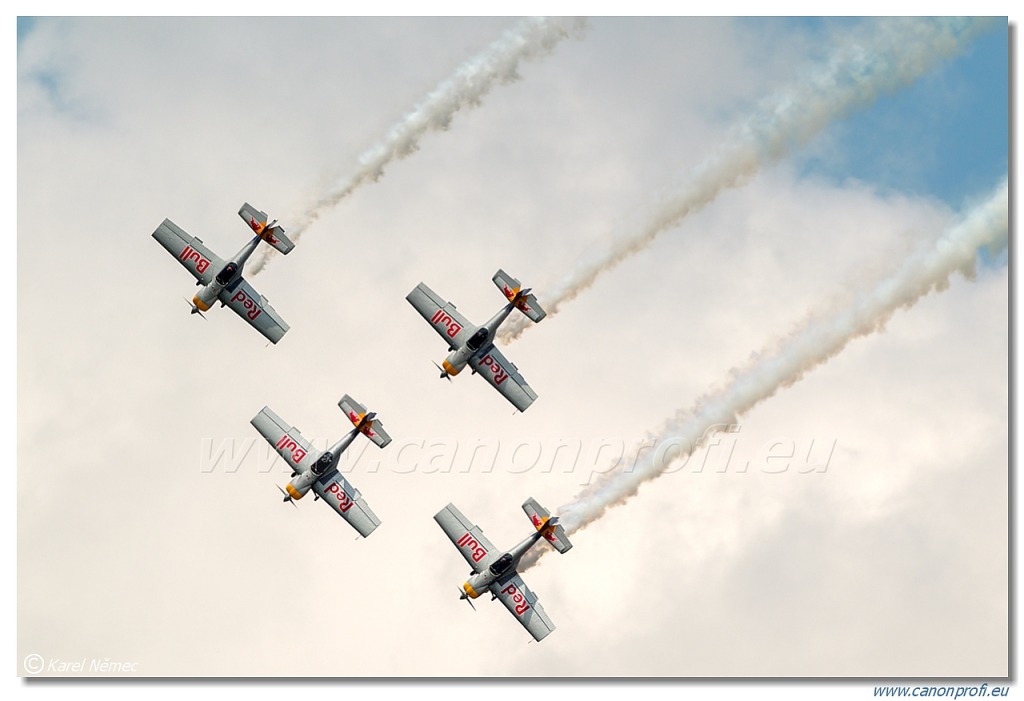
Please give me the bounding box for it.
[434,498,572,642]
[406,270,547,412]
[250,395,391,538]
[152,203,295,344]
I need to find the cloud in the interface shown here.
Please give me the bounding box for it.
[16,18,1007,677]
[247,17,588,275]
[496,17,998,343]
[521,177,1006,572]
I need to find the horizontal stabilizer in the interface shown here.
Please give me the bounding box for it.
[515,292,546,323]
[493,269,546,323]
[261,225,294,255]
[339,394,391,448]
[238,202,295,254]
[522,497,572,554]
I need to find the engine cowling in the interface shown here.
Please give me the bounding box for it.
[442,348,472,377]
[284,470,317,500]
[462,572,490,599]
[192,284,219,312]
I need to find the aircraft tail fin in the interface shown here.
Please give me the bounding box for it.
[522,497,572,554]
[339,394,392,448]
[238,202,295,255]
[493,269,546,323]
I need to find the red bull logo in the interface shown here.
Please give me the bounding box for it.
[532,514,557,542]
[502,284,519,301]
[429,309,462,339]
[179,245,210,274]
[275,435,307,464]
[326,481,354,512]
[248,217,264,234]
[501,582,531,616]
[231,290,263,321]
[349,410,376,437]
[456,532,487,562]
[479,355,509,385]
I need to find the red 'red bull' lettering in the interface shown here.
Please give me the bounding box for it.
[231,290,263,321]
[276,434,307,464]
[180,245,210,274]
[457,532,487,562]
[326,480,354,512]
[430,309,462,339]
[501,583,531,616]
[479,355,509,385]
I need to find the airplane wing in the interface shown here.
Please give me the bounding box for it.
[469,346,538,412]
[250,406,323,474]
[218,277,290,344]
[312,470,381,538]
[152,218,225,286]
[491,572,556,642]
[433,503,499,573]
[406,283,474,351]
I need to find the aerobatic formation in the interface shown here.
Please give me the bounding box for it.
[146,17,1006,647]
[152,202,570,639]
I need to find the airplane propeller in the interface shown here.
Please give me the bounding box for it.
[433,361,452,382]
[276,484,298,508]
[184,297,207,319]
[458,588,476,611]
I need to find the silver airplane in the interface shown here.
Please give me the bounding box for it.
[406,270,547,411]
[250,395,391,538]
[434,498,572,641]
[152,203,295,344]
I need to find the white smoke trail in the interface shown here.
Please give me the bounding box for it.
[521,177,1008,571]
[249,16,587,275]
[498,16,997,343]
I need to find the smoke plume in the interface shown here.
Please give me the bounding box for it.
[249,17,587,275]
[498,17,996,343]
[521,177,1008,570]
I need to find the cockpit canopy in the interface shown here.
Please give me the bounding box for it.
[312,451,334,475]
[215,262,239,286]
[466,327,490,352]
[488,552,514,576]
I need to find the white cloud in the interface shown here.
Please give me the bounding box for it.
[16,17,1006,677]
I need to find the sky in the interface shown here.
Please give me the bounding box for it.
[14,15,1010,685]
